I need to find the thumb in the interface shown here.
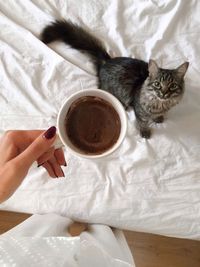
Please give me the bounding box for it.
[15,126,57,167]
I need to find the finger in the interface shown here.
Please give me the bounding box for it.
[48,157,65,177]
[14,130,45,152]
[54,148,67,166]
[41,161,57,178]
[14,126,57,168]
[37,147,55,166]
[0,130,48,166]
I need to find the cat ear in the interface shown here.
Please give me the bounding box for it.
[176,62,189,79]
[148,59,159,79]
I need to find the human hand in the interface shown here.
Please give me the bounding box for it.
[0,126,66,203]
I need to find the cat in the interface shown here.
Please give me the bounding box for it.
[41,20,189,138]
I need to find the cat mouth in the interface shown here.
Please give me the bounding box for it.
[156,93,175,100]
[156,94,166,100]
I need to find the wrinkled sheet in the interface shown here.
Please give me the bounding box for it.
[0,0,200,240]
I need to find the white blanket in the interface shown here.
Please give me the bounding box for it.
[1,214,135,267]
[0,0,200,240]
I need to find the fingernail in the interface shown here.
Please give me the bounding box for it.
[43,126,56,139]
[37,162,46,167]
[61,169,65,177]
[37,163,44,167]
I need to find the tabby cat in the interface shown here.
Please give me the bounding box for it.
[41,20,189,138]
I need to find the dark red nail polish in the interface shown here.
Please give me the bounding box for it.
[61,169,65,177]
[38,162,46,167]
[43,126,56,139]
[37,164,43,167]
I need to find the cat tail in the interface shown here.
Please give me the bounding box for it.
[41,19,111,73]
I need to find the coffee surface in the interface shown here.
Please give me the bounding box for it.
[65,96,121,154]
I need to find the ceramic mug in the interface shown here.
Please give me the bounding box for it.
[54,89,127,159]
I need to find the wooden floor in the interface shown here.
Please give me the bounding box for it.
[0,210,200,267]
[124,231,200,267]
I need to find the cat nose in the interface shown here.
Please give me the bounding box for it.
[161,86,168,93]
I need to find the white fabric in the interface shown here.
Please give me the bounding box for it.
[0,0,200,240]
[0,214,135,267]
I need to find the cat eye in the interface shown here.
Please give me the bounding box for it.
[170,83,178,90]
[153,81,160,88]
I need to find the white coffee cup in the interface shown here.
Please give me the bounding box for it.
[55,89,127,159]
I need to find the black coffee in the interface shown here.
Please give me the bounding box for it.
[65,96,121,154]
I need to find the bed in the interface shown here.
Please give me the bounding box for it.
[0,0,200,240]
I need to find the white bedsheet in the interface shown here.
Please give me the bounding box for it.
[0,0,200,240]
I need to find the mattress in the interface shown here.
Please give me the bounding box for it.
[0,0,200,240]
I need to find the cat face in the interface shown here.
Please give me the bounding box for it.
[148,60,189,100]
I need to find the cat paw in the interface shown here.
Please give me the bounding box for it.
[153,116,164,124]
[140,129,152,139]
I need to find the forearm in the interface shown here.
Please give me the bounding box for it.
[0,162,28,203]
[0,185,12,203]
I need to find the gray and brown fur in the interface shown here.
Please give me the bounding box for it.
[41,20,189,138]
